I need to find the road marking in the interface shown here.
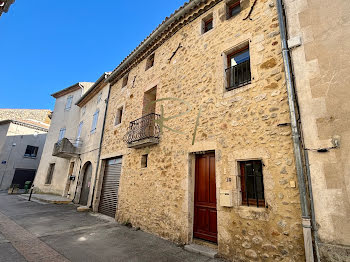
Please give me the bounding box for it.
[0,211,70,262]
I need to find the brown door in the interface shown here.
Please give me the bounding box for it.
[194,153,217,243]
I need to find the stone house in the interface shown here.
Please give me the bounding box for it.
[282,0,350,261]
[0,0,15,17]
[92,0,308,260]
[0,119,48,190]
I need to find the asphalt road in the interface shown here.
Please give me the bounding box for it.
[0,192,224,262]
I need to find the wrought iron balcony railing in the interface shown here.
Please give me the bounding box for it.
[225,60,251,91]
[124,113,161,148]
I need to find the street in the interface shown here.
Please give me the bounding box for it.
[0,192,223,262]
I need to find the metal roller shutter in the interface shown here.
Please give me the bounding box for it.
[98,157,122,217]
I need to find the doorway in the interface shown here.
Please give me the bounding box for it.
[79,162,92,206]
[193,152,217,243]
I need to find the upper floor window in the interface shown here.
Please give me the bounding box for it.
[82,106,86,116]
[115,107,123,126]
[58,128,66,141]
[65,95,73,110]
[91,109,99,133]
[97,92,102,104]
[226,45,251,91]
[145,54,155,70]
[239,160,265,208]
[24,145,38,158]
[227,0,241,19]
[122,74,129,88]
[202,14,213,34]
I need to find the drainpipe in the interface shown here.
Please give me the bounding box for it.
[276,0,315,261]
[89,81,111,209]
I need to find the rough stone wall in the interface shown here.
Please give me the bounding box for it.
[98,0,305,261]
[284,0,350,261]
[0,109,51,124]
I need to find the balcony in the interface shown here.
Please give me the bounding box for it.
[124,113,161,149]
[225,59,251,91]
[52,138,81,159]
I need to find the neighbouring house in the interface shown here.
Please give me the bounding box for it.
[33,76,110,207]
[0,109,52,124]
[282,0,350,261]
[0,119,48,190]
[0,0,15,17]
[91,0,308,261]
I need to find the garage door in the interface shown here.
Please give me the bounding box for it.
[11,169,36,189]
[98,157,122,217]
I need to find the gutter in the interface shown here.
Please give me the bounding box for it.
[106,0,207,83]
[89,82,112,209]
[75,73,111,106]
[276,0,316,261]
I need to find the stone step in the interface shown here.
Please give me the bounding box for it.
[184,243,218,258]
[77,206,91,212]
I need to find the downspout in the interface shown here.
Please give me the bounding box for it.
[276,0,315,261]
[89,80,111,209]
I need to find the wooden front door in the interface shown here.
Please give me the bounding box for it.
[194,153,217,243]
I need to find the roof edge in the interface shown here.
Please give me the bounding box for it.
[0,119,49,132]
[106,0,213,83]
[75,72,111,107]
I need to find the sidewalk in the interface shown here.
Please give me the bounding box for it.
[19,193,71,204]
[0,193,225,262]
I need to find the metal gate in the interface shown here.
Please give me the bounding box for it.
[98,157,122,217]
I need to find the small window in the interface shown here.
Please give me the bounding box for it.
[91,109,99,133]
[227,0,241,19]
[45,163,55,184]
[65,95,73,110]
[122,74,129,88]
[202,14,213,34]
[146,54,155,70]
[141,154,148,168]
[58,128,66,142]
[239,160,265,208]
[24,145,38,158]
[226,45,251,91]
[115,107,123,126]
[97,92,102,104]
[82,106,86,116]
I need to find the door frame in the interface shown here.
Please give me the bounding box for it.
[187,150,218,245]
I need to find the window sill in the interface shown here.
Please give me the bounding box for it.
[24,156,37,159]
[226,81,251,92]
[236,205,269,221]
[90,129,96,134]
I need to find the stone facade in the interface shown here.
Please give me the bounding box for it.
[94,0,306,261]
[0,109,52,124]
[284,0,350,261]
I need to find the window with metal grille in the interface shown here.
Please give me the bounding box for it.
[226,46,251,91]
[239,160,265,207]
[45,163,55,184]
[24,145,38,158]
[227,0,241,19]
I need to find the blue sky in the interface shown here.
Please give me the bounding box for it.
[0,1,186,110]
